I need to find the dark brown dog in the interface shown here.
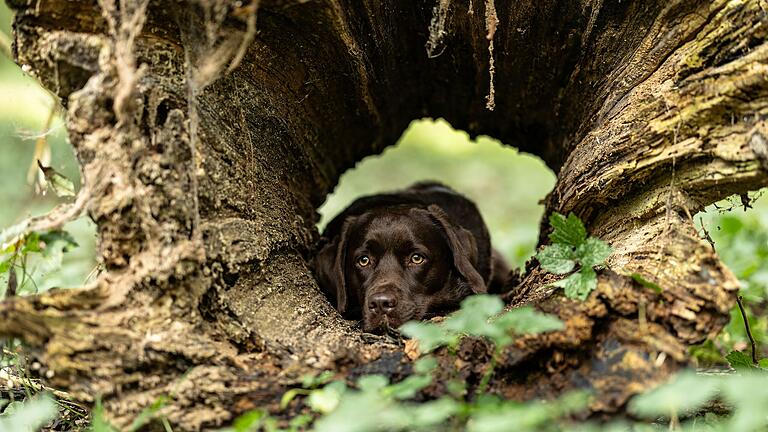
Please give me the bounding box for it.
[312,182,509,332]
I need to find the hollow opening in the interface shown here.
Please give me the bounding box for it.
[317,118,557,270]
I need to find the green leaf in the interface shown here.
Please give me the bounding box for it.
[228,410,267,432]
[308,381,347,414]
[280,388,309,409]
[629,371,718,417]
[38,160,76,197]
[548,212,587,247]
[301,370,335,388]
[409,397,459,427]
[718,372,768,431]
[90,398,118,432]
[556,267,597,301]
[493,306,564,337]
[357,375,389,393]
[726,350,756,370]
[385,374,432,400]
[400,321,455,353]
[760,358,768,369]
[575,237,612,268]
[0,393,58,432]
[536,243,576,274]
[126,396,169,432]
[413,356,438,374]
[443,295,504,337]
[630,273,662,293]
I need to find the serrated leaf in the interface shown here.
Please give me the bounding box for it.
[576,237,612,268]
[630,273,663,293]
[37,160,76,197]
[549,212,587,247]
[444,295,505,337]
[493,306,564,336]
[558,267,597,301]
[726,350,755,370]
[537,243,576,274]
[400,321,454,353]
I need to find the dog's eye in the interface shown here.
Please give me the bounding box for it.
[410,253,426,265]
[357,255,371,267]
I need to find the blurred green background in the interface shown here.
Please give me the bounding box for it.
[0,2,766,363]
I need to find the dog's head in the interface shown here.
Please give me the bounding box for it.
[313,204,486,332]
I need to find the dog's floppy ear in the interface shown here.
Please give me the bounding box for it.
[426,205,486,293]
[312,216,357,315]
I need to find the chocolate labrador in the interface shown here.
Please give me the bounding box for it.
[312,182,509,333]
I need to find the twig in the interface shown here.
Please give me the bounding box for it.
[736,295,759,365]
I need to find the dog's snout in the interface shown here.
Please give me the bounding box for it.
[368,292,397,314]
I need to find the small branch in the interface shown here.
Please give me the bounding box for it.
[736,295,759,365]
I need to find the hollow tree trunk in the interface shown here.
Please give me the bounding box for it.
[1,0,766,429]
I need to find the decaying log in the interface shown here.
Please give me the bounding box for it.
[0,0,766,429]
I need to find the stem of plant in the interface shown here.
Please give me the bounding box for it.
[476,351,498,395]
[736,295,759,365]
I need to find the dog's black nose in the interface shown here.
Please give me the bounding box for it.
[368,293,397,314]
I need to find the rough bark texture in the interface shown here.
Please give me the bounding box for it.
[1,0,767,429]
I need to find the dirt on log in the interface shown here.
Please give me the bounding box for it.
[0,0,767,429]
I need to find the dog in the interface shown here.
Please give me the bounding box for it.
[312,182,509,333]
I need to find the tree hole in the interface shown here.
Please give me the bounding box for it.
[318,118,556,269]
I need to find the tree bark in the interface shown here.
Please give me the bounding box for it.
[1,0,766,429]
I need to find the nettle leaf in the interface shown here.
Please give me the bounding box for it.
[493,306,564,336]
[37,160,76,197]
[629,371,718,418]
[400,321,455,353]
[548,212,587,247]
[555,267,597,301]
[726,350,756,370]
[537,243,576,274]
[575,237,612,268]
[443,295,505,337]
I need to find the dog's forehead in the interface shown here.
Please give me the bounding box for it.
[356,207,442,246]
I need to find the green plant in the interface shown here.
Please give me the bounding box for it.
[536,212,612,300]
[0,393,57,432]
[0,229,78,296]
